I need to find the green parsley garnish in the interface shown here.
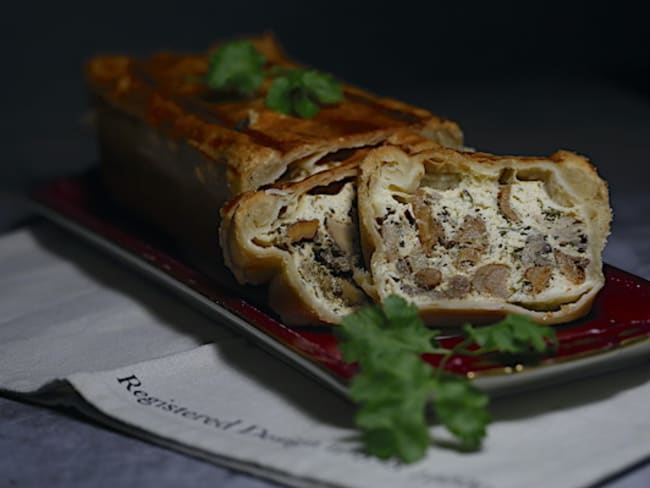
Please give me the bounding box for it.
[205,40,266,97]
[266,69,344,119]
[464,314,556,354]
[338,295,556,463]
[204,40,344,118]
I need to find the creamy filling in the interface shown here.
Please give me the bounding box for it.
[257,182,368,315]
[373,168,592,310]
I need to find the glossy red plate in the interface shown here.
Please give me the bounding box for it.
[32,174,650,397]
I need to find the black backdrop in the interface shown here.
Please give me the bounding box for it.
[3,0,650,192]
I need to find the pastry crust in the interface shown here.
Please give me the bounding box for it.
[88,35,463,268]
[86,33,463,198]
[220,156,371,325]
[357,139,611,325]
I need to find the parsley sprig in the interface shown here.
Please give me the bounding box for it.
[266,68,343,118]
[205,40,266,97]
[338,295,556,463]
[205,40,344,118]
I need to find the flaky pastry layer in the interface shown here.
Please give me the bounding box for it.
[87,34,463,198]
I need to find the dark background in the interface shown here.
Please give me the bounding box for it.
[3,0,650,193]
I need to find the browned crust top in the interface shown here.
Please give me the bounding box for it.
[86,33,460,191]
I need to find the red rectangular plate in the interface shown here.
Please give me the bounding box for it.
[32,174,650,397]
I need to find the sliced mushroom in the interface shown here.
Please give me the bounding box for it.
[472,264,511,298]
[412,188,446,255]
[445,275,472,298]
[286,219,319,243]
[326,218,354,256]
[337,279,367,306]
[455,215,488,251]
[453,215,488,268]
[252,237,274,248]
[456,246,482,269]
[524,265,553,294]
[521,232,553,266]
[414,268,443,290]
[498,167,516,184]
[498,185,520,223]
[554,250,589,284]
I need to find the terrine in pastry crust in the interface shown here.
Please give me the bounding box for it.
[220,158,370,325]
[357,141,611,325]
[87,34,463,257]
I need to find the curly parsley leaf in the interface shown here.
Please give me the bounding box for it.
[265,76,293,114]
[463,314,557,354]
[431,375,490,451]
[338,296,440,462]
[205,40,266,97]
[351,353,435,462]
[339,296,555,463]
[301,70,345,104]
[203,41,344,117]
[339,296,439,366]
[265,68,344,119]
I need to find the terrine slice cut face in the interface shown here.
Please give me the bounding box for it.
[358,144,611,325]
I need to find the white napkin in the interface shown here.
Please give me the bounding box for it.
[1,223,649,488]
[0,224,233,393]
[67,343,650,488]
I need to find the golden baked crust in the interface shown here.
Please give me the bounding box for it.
[86,33,463,196]
[357,139,611,325]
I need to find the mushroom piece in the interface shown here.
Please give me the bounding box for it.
[326,218,355,256]
[453,215,488,268]
[445,275,472,298]
[336,279,367,306]
[521,232,553,267]
[554,250,589,284]
[472,264,511,298]
[456,246,483,269]
[455,215,488,250]
[412,188,445,255]
[524,265,553,294]
[498,185,521,223]
[414,268,443,290]
[286,219,319,243]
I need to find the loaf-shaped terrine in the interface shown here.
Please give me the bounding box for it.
[86,35,463,256]
[221,131,611,325]
[357,139,611,325]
